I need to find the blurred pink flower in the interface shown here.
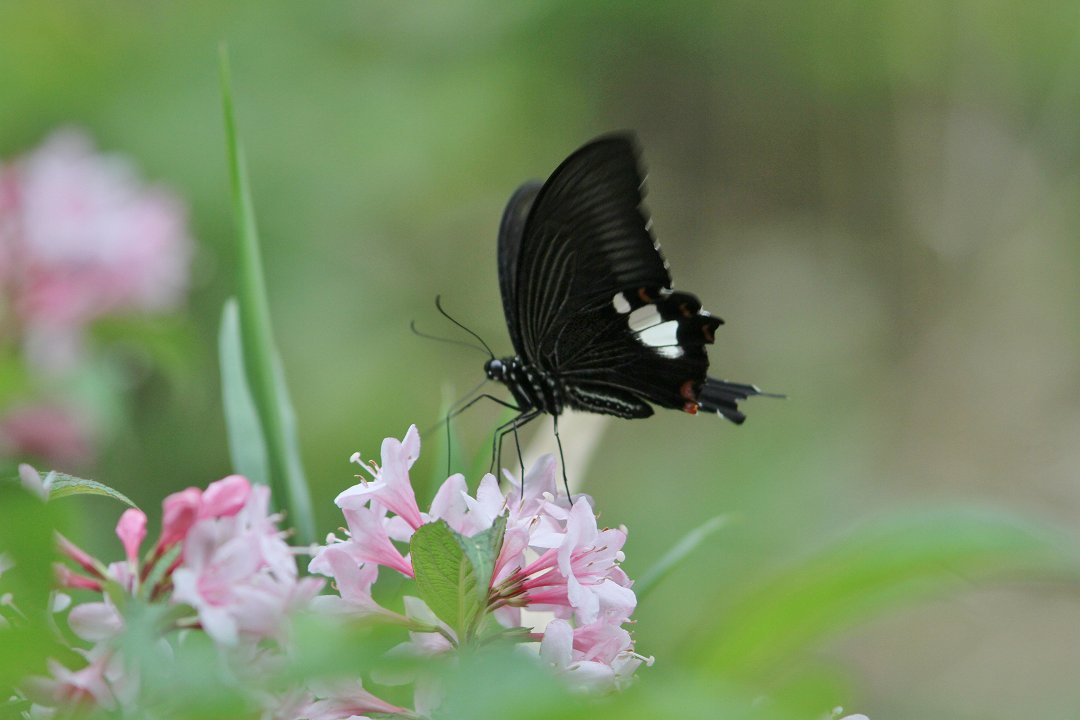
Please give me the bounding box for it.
[22,644,130,713]
[51,474,323,651]
[67,598,124,642]
[171,483,323,645]
[157,486,202,550]
[0,129,192,372]
[0,403,94,468]
[301,679,408,720]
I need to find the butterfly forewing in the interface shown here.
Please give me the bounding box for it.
[506,134,726,416]
[496,181,541,357]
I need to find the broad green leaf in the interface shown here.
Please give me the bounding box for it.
[411,519,505,640]
[218,46,315,544]
[704,508,1080,678]
[45,472,136,508]
[218,299,269,486]
[457,514,507,635]
[411,520,477,635]
[634,515,727,601]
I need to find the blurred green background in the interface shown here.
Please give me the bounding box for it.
[2,2,1080,717]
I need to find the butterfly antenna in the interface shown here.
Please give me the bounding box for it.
[434,295,496,359]
[410,320,491,357]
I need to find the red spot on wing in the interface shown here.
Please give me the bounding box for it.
[680,380,698,402]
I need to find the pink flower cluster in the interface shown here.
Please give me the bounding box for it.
[28,474,322,714]
[15,428,651,718]
[0,130,193,469]
[0,130,192,371]
[310,426,651,695]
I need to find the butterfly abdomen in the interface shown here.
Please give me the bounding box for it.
[698,379,764,424]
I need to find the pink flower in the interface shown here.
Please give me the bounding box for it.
[308,544,398,622]
[502,499,635,626]
[1,130,192,373]
[68,599,123,642]
[171,485,323,645]
[538,619,651,692]
[22,644,128,712]
[426,472,471,534]
[0,403,94,468]
[302,679,408,719]
[198,474,251,519]
[336,426,424,530]
[158,487,202,550]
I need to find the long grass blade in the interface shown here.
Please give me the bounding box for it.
[218,46,315,544]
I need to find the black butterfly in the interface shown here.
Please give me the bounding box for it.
[479,133,767,474]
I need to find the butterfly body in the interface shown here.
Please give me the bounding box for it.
[489,133,765,428]
[484,356,564,416]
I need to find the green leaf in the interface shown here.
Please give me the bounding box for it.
[218,46,315,544]
[218,299,269,486]
[457,514,507,630]
[634,515,727,601]
[411,520,476,635]
[43,471,137,508]
[411,518,506,640]
[704,508,1080,678]
[0,484,67,689]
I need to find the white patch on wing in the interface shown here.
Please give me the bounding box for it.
[628,305,661,332]
[655,345,684,359]
[637,320,679,348]
[612,292,631,314]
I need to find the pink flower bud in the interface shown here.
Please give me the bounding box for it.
[54,564,103,592]
[56,534,104,578]
[115,509,146,565]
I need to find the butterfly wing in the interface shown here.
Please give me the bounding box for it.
[496,181,542,357]
[511,133,733,419]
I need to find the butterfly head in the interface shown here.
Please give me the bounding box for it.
[484,358,507,382]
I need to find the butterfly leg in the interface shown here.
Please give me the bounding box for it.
[509,420,525,481]
[552,414,570,498]
[443,393,522,475]
[490,410,540,480]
